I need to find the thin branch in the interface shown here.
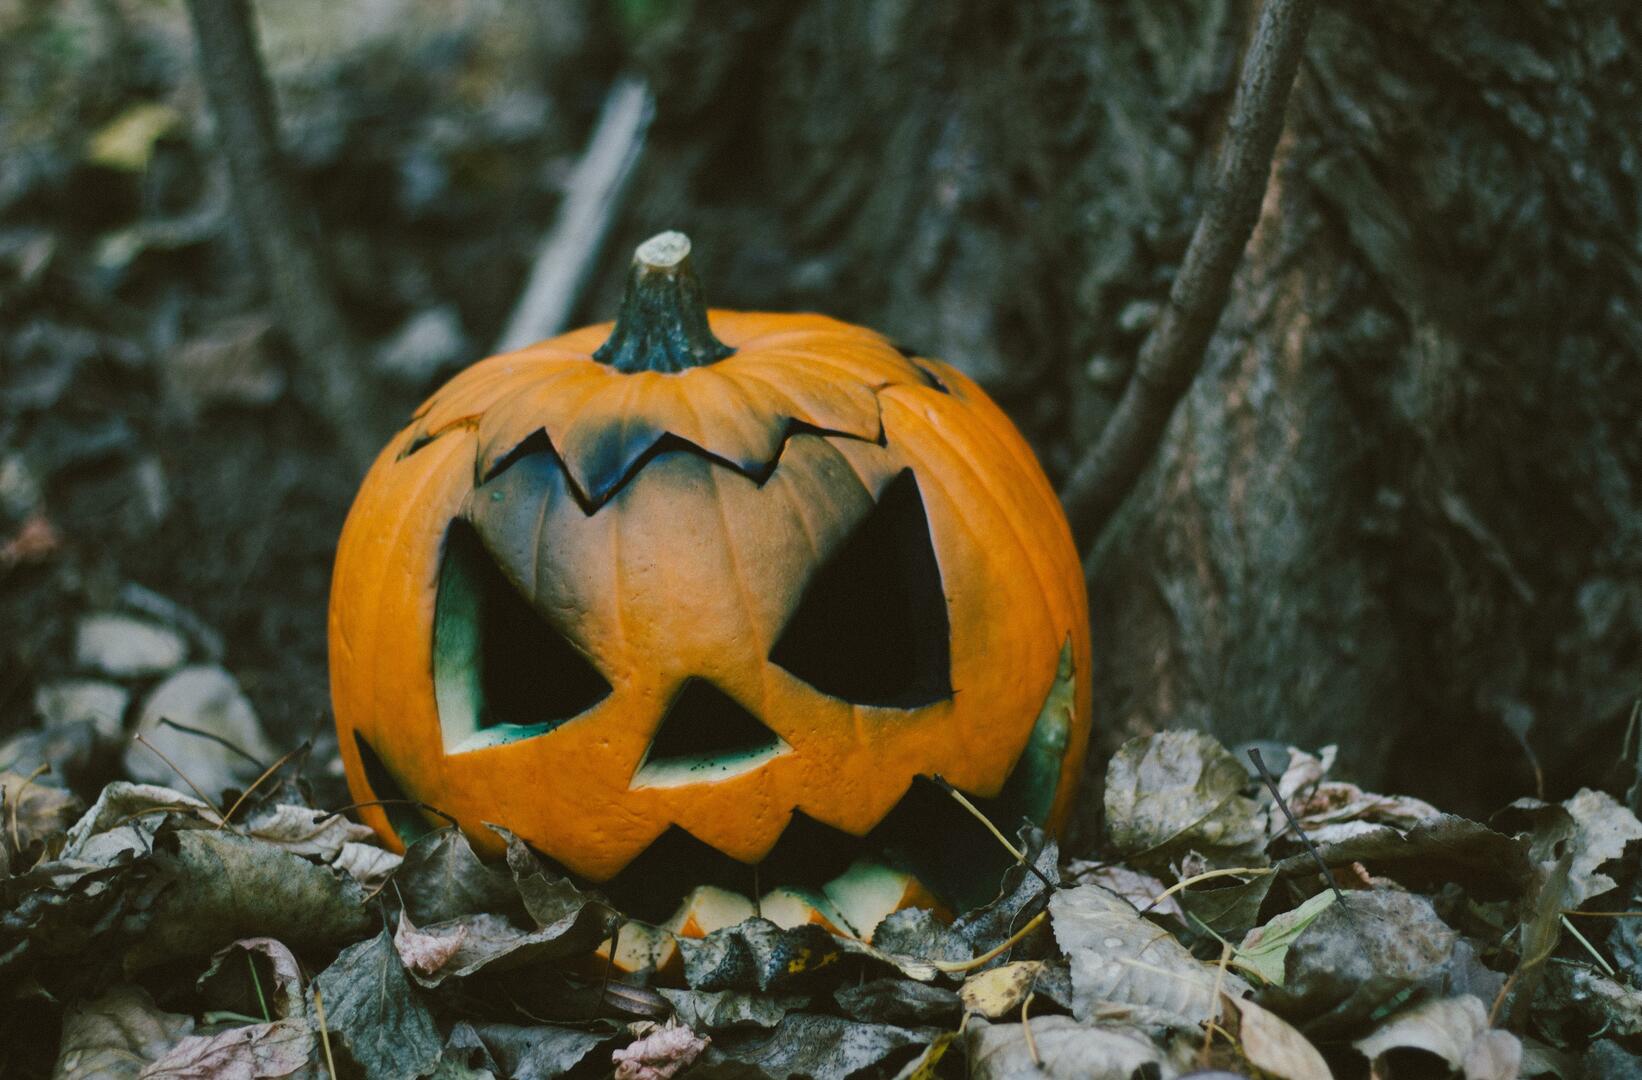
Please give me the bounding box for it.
[1059,0,1317,547]
[183,0,374,466]
[1247,747,1346,905]
[495,75,655,353]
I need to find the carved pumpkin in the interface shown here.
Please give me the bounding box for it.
[330,233,1090,939]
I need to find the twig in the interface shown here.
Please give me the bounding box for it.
[1020,990,1041,1067]
[1246,747,1345,905]
[1059,0,1318,546]
[1561,915,1616,977]
[135,732,226,821]
[933,911,1048,974]
[495,75,655,352]
[1564,911,1642,918]
[317,798,459,829]
[159,717,266,770]
[248,950,270,1023]
[1148,865,1275,911]
[8,763,49,855]
[932,774,1057,893]
[182,0,374,466]
[217,744,306,828]
[1203,947,1233,1065]
[314,984,338,1079]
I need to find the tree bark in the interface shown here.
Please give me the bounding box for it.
[610,0,1642,827]
[185,0,374,467]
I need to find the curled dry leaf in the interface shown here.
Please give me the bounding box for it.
[58,782,208,866]
[1,771,82,857]
[392,827,520,925]
[1050,883,1249,1028]
[965,1015,1169,1080]
[392,909,615,988]
[1559,788,1642,907]
[197,938,305,1020]
[137,1019,314,1080]
[1272,814,1530,899]
[240,803,375,862]
[53,986,195,1080]
[1105,732,1265,869]
[1224,995,1332,1080]
[128,827,374,968]
[960,961,1045,1020]
[1354,994,1521,1080]
[1067,863,1183,925]
[394,911,468,978]
[331,840,401,887]
[611,1022,709,1080]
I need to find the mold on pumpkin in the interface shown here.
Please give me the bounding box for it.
[330,232,1091,945]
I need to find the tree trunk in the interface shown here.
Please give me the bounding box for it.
[609,0,1642,828]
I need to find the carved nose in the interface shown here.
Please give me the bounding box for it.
[630,678,787,789]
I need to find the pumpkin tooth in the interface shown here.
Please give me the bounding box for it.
[821,859,949,942]
[665,884,757,938]
[757,886,850,936]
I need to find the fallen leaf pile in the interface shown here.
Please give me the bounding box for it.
[5,730,1642,1079]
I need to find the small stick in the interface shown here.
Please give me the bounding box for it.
[135,732,225,821]
[1563,911,1642,918]
[248,951,270,1023]
[159,717,266,770]
[1560,915,1616,977]
[933,911,1048,974]
[1020,990,1041,1067]
[932,775,1056,892]
[314,984,338,1079]
[8,763,49,854]
[1148,866,1276,911]
[317,798,459,829]
[1246,748,1345,905]
[217,744,307,828]
[594,919,624,1018]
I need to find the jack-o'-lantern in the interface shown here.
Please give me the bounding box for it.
[330,233,1090,944]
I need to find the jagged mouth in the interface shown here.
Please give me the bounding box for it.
[353,641,1075,938]
[603,774,1030,928]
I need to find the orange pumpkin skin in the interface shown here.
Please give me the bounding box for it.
[329,241,1090,907]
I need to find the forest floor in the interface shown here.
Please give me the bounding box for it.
[5,2,1642,1078]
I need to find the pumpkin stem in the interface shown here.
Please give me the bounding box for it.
[593,232,735,374]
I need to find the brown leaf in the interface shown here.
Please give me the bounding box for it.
[54,986,195,1080]
[394,912,468,978]
[611,1023,709,1080]
[137,1019,315,1079]
[1224,995,1332,1080]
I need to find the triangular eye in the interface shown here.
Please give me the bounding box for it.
[631,679,787,789]
[434,520,612,752]
[769,469,951,707]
